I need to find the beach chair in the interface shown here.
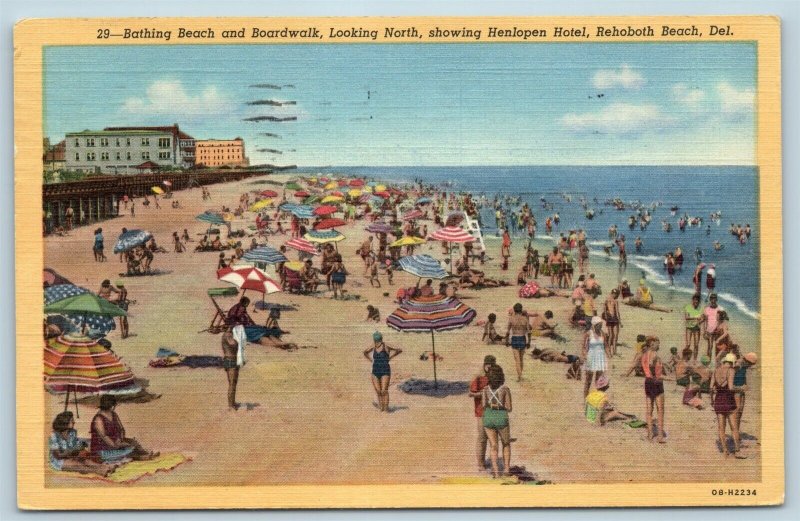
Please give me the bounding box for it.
[205,287,239,333]
[284,268,303,294]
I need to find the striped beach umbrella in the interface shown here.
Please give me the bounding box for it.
[398,255,448,280]
[218,266,282,295]
[429,226,475,243]
[305,229,345,244]
[285,237,319,256]
[44,335,138,395]
[113,229,153,254]
[403,209,424,221]
[280,204,315,219]
[365,221,394,234]
[242,245,288,265]
[386,295,476,387]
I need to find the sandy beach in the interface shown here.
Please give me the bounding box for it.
[44,173,761,486]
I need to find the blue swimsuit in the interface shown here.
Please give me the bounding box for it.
[372,345,391,378]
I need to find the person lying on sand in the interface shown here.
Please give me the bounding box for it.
[529,346,580,365]
[585,375,635,426]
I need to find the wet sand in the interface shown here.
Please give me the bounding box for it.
[44,174,761,486]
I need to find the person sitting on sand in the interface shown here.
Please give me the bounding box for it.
[419,278,434,297]
[301,260,320,293]
[482,364,512,478]
[585,375,634,425]
[516,264,530,285]
[585,273,601,298]
[173,232,185,253]
[618,279,633,300]
[196,235,209,251]
[570,301,589,330]
[482,313,504,344]
[90,395,158,463]
[50,411,116,476]
[366,305,381,322]
[631,279,654,307]
[217,252,229,271]
[211,236,223,251]
[148,238,167,253]
[529,310,558,338]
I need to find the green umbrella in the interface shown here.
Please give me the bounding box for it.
[285,182,302,190]
[44,293,128,317]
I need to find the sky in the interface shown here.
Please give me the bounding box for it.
[43,43,756,166]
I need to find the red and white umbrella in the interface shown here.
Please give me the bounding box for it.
[403,209,424,221]
[429,226,475,243]
[217,266,282,294]
[285,237,319,255]
[314,217,347,230]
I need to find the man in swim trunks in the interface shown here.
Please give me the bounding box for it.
[505,303,531,382]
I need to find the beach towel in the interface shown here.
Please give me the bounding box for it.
[156,347,179,358]
[56,453,190,484]
[232,325,247,367]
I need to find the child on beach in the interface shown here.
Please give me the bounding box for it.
[482,313,503,344]
[366,305,381,322]
[367,255,381,288]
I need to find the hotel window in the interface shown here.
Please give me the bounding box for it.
[126,138,131,146]
[74,139,80,147]
[87,152,96,161]
[158,138,170,148]
[101,152,109,160]
[116,152,121,160]
[141,151,150,160]
[158,151,171,160]
[86,138,95,147]
[75,153,80,160]
[100,138,109,147]
[126,152,131,160]
[116,138,121,146]
[141,138,150,146]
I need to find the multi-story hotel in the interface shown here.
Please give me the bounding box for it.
[65,129,180,174]
[195,138,249,168]
[104,124,196,168]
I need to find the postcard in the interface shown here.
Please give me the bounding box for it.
[14,16,783,508]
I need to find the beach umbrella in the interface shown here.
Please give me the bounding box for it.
[249,199,273,211]
[349,179,365,187]
[330,190,344,197]
[348,189,362,198]
[285,237,319,256]
[151,186,164,195]
[398,254,448,280]
[218,266,282,295]
[429,226,476,272]
[374,191,390,199]
[294,190,310,198]
[305,229,345,244]
[242,245,288,265]
[196,212,226,225]
[386,295,476,387]
[285,182,302,190]
[45,292,128,318]
[303,195,321,205]
[313,205,338,216]
[375,184,387,192]
[365,221,394,234]
[283,261,305,272]
[403,209,424,221]
[288,205,315,219]
[416,197,432,205]
[390,236,426,248]
[113,229,153,254]
[337,180,347,187]
[260,189,278,198]
[324,181,337,190]
[44,284,117,335]
[320,177,330,183]
[314,218,347,231]
[44,335,140,415]
[362,186,374,193]
[321,195,344,204]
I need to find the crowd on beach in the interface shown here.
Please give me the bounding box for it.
[45,175,760,480]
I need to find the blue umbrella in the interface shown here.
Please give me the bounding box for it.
[113,229,153,254]
[242,246,288,265]
[416,197,432,205]
[398,254,448,280]
[288,205,315,219]
[196,212,226,225]
[44,284,116,336]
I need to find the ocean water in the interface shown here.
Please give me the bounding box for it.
[322,166,760,319]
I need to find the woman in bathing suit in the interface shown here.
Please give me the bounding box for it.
[603,289,622,357]
[641,337,666,443]
[363,331,402,413]
[712,353,745,458]
[482,364,512,478]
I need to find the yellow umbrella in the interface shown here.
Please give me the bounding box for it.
[324,181,337,190]
[249,199,272,211]
[321,195,344,204]
[375,184,387,192]
[309,177,318,183]
[348,189,362,198]
[390,236,426,248]
[283,261,305,272]
[151,186,164,195]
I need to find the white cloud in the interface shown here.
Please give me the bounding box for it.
[592,65,645,89]
[671,83,706,106]
[122,80,234,115]
[717,82,755,113]
[561,103,675,135]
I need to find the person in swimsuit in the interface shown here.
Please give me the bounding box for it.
[93,228,105,262]
[469,355,496,471]
[505,303,531,382]
[684,294,703,361]
[221,326,241,410]
[582,316,609,398]
[330,254,348,299]
[641,337,667,443]
[482,364,512,478]
[113,281,130,338]
[363,332,402,413]
[603,289,622,357]
[482,313,504,344]
[733,352,757,446]
[49,411,116,476]
[702,293,721,358]
[711,353,746,458]
[90,395,158,462]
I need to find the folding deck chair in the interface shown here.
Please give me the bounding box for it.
[205,287,240,334]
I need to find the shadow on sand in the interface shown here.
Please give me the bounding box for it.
[398,378,469,398]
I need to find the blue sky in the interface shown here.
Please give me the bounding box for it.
[43,43,756,166]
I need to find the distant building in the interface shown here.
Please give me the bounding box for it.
[65,129,179,174]
[104,124,196,168]
[195,138,249,168]
[43,138,66,172]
